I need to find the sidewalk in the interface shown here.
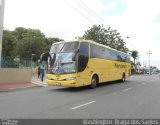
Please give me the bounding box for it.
[0,82,38,92]
[31,74,48,87]
[0,75,47,92]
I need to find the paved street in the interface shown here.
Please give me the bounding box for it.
[0,74,160,118]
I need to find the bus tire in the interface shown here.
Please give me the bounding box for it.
[121,73,125,82]
[90,75,98,89]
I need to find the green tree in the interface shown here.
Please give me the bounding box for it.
[80,25,129,53]
[18,28,47,60]
[14,27,28,40]
[131,50,138,73]
[2,30,18,59]
[3,27,63,65]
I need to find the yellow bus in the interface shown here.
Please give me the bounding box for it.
[43,40,131,88]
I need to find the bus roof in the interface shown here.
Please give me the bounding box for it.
[52,39,128,55]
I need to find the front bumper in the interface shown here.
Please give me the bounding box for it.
[47,79,78,87]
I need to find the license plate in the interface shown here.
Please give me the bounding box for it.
[55,82,61,86]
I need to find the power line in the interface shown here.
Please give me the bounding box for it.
[75,0,104,24]
[65,0,140,54]
[64,0,95,24]
[64,0,105,25]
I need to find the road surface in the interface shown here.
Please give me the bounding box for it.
[0,74,160,119]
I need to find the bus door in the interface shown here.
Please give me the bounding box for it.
[76,42,90,86]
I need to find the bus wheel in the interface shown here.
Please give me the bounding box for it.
[90,75,98,89]
[121,73,125,82]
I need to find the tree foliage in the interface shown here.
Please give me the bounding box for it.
[80,25,129,53]
[131,50,139,73]
[2,27,62,63]
[2,30,18,59]
[17,28,47,59]
[131,50,138,65]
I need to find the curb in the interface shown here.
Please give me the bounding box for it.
[0,83,41,92]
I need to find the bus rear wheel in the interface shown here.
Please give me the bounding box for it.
[90,75,98,89]
[121,73,125,82]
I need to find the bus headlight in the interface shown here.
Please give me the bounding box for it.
[66,77,76,81]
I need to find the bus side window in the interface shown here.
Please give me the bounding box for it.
[78,42,89,72]
[79,42,89,57]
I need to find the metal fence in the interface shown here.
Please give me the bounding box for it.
[1,56,37,68]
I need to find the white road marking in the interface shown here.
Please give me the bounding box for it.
[123,88,132,92]
[71,101,95,110]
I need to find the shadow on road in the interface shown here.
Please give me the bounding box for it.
[49,86,89,92]
[49,80,131,92]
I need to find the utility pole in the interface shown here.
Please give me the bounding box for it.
[143,61,146,75]
[146,50,152,75]
[137,55,141,73]
[0,0,5,68]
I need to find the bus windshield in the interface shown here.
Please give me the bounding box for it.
[50,42,79,53]
[48,42,79,74]
[48,52,76,74]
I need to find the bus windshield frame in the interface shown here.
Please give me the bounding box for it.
[48,41,79,74]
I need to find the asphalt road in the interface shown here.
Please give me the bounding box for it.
[0,74,160,119]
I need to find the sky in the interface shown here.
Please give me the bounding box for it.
[3,0,160,69]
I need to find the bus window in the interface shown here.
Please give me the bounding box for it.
[50,42,79,54]
[78,42,89,72]
[79,42,89,57]
[110,50,117,61]
[90,44,106,59]
[50,43,64,53]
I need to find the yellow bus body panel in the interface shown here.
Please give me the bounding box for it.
[47,73,79,87]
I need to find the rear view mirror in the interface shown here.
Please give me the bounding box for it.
[40,52,49,63]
